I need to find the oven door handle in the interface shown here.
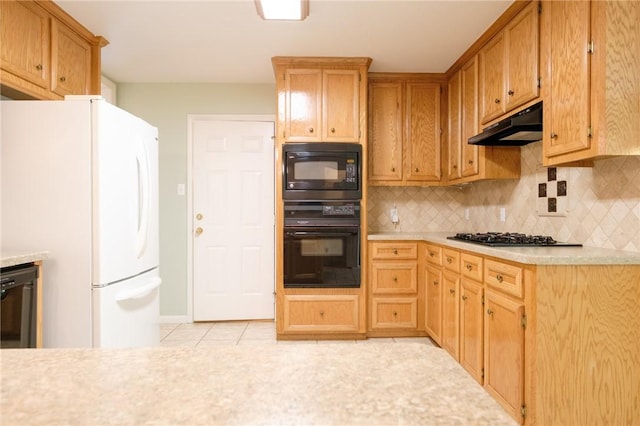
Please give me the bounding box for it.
[286,231,357,237]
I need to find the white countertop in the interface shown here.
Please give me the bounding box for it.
[368,232,640,265]
[1,250,49,268]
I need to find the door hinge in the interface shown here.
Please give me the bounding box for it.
[521,315,527,329]
[537,2,541,14]
[587,41,595,54]
[481,367,485,378]
[521,405,527,418]
[481,295,485,306]
[537,77,542,88]
[588,127,593,138]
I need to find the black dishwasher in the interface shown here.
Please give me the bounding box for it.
[1,264,38,348]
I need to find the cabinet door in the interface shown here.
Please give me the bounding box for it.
[484,289,525,422]
[284,68,322,142]
[505,1,540,111]
[51,20,91,96]
[323,69,360,142]
[405,82,441,182]
[461,58,479,177]
[478,33,506,124]
[0,1,49,89]
[460,278,483,384]
[442,271,460,361]
[447,70,462,181]
[542,1,591,159]
[368,81,403,181]
[425,264,442,345]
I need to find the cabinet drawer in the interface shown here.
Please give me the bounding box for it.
[484,259,523,299]
[371,297,418,329]
[461,253,483,282]
[371,262,418,294]
[283,295,359,333]
[443,248,460,272]
[425,244,443,266]
[371,242,418,260]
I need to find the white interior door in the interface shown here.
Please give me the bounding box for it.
[192,119,275,321]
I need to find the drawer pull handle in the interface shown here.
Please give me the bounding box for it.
[449,289,455,294]
[494,98,501,104]
[550,132,558,139]
[393,311,398,317]
[319,311,324,316]
[465,264,472,271]
[414,167,419,172]
[393,276,398,282]
[36,64,43,70]
[433,281,438,286]
[391,167,396,172]
[446,257,452,264]
[393,249,398,255]
[496,274,504,283]
[487,309,494,316]
[309,127,314,133]
[330,127,335,133]
[508,89,515,96]
[59,76,66,82]
[462,295,468,301]
[429,252,435,257]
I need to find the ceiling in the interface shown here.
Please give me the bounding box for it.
[56,0,513,84]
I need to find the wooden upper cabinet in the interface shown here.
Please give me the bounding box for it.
[323,69,360,142]
[0,0,107,100]
[447,70,462,181]
[0,1,50,90]
[368,81,403,181]
[284,68,322,142]
[406,82,441,182]
[541,1,639,165]
[368,74,443,186]
[461,58,479,177]
[479,1,539,125]
[276,58,370,143]
[51,20,92,97]
[478,33,506,124]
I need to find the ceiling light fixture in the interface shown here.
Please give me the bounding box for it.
[255,0,309,21]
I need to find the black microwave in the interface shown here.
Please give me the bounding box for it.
[282,143,362,200]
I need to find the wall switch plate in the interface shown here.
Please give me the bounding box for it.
[177,183,186,196]
[499,207,506,222]
[464,208,470,221]
[390,206,399,224]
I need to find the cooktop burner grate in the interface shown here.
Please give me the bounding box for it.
[447,232,582,247]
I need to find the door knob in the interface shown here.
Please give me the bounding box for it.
[195,227,203,236]
[196,213,203,221]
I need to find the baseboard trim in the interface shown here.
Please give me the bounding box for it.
[160,315,189,324]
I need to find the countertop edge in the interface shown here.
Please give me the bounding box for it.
[1,251,50,268]
[368,233,640,265]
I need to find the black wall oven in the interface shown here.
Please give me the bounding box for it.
[282,142,362,201]
[284,202,360,288]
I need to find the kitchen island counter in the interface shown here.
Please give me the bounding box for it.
[369,232,640,265]
[0,343,516,425]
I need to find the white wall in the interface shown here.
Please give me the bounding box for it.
[117,83,276,317]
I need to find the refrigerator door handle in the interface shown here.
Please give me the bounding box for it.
[135,139,150,259]
[115,277,162,302]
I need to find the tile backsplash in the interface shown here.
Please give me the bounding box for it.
[367,143,640,252]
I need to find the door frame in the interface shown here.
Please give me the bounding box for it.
[186,114,276,323]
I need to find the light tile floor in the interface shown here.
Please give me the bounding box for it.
[160,320,438,347]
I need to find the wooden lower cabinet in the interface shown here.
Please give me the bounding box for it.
[282,295,360,333]
[441,270,460,360]
[371,297,417,329]
[460,278,484,384]
[424,264,443,345]
[484,288,525,422]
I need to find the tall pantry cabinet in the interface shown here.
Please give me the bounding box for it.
[272,57,372,340]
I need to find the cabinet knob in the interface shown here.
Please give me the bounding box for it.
[391,167,396,172]
[550,132,558,139]
[35,64,43,70]
[393,249,398,255]
[393,276,398,282]
[487,309,494,316]
[433,280,438,286]
[446,257,452,264]
[319,310,324,316]
[468,160,473,165]
[449,288,455,294]
[465,264,472,271]
[414,167,419,173]
[309,127,314,133]
[429,252,435,257]
[508,90,514,96]
[330,128,335,133]
[462,295,468,301]
[393,311,398,317]
[496,274,504,283]
[452,164,457,169]
[494,98,501,104]
[59,76,66,82]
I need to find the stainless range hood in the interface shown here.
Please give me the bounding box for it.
[468,101,542,146]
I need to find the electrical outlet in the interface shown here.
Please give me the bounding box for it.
[500,207,506,222]
[464,208,470,221]
[390,206,399,224]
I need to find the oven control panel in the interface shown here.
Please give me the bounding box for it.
[323,204,355,216]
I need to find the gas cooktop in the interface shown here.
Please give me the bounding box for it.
[447,232,582,247]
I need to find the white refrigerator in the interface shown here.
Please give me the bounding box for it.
[1,96,161,348]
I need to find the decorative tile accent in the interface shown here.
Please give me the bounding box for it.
[368,143,640,252]
[536,166,568,217]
